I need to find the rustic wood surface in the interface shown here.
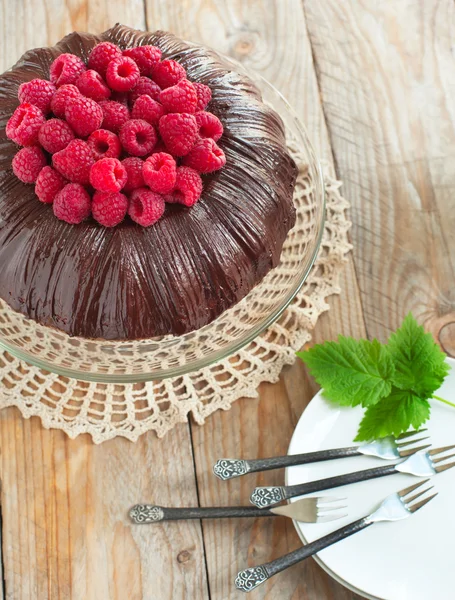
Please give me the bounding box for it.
[0,0,453,599]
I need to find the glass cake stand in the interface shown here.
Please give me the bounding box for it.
[0,60,325,383]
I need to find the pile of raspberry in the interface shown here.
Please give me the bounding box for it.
[6,41,226,227]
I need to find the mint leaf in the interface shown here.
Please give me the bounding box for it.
[298,337,394,407]
[388,313,449,397]
[354,389,430,441]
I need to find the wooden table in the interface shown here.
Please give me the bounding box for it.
[0,1,454,598]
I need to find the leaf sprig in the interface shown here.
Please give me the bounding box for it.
[297,314,450,441]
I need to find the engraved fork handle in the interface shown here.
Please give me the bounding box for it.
[213,447,361,480]
[129,504,277,523]
[235,517,372,592]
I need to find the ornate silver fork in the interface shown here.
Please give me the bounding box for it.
[129,496,347,524]
[236,480,436,592]
[213,430,430,481]
[250,445,455,508]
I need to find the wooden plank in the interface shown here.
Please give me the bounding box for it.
[303,0,455,346]
[143,0,365,597]
[0,3,208,599]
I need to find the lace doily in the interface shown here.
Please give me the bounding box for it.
[0,159,351,443]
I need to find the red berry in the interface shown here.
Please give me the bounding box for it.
[158,112,197,156]
[128,188,165,226]
[123,45,162,76]
[89,157,127,193]
[12,146,47,184]
[18,79,56,114]
[38,119,75,153]
[129,76,161,105]
[35,166,66,204]
[99,100,130,133]
[53,183,91,224]
[182,138,226,172]
[164,166,202,207]
[143,152,176,194]
[92,190,129,227]
[106,57,140,92]
[6,103,45,146]
[87,129,121,160]
[65,95,103,137]
[193,82,212,111]
[111,91,130,106]
[119,119,157,156]
[195,111,223,142]
[53,139,95,184]
[131,95,165,126]
[122,157,145,193]
[50,53,86,87]
[50,84,80,118]
[159,79,197,114]
[76,69,111,101]
[88,42,123,76]
[152,59,186,89]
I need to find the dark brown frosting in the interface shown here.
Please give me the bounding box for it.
[0,25,297,340]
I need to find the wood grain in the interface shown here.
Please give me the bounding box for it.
[143,0,364,597]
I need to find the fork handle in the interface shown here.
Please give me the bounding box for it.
[235,517,372,592]
[129,504,277,523]
[213,447,361,480]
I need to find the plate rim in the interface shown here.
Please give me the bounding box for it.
[286,355,455,600]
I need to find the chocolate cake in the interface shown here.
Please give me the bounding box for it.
[0,25,297,340]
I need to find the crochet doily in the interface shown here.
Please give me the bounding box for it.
[0,155,351,443]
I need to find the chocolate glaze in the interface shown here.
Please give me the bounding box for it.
[0,25,297,340]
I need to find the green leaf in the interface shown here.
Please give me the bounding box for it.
[388,313,449,397]
[297,337,394,408]
[354,389,431,442]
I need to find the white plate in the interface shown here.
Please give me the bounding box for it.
[287,357,455,600]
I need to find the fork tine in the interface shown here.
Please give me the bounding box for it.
[435,461,455,473]
[408,492,438,513]
[317,513,348,523]
[397,429,428,440]
[404,486,433,505]
[317,505,348,514]
[428,444,455,456]
[316,496,347,505]
[398,479,430,498]
[432,452,455,464]
[396,436,430,449]
[398,443,432,457]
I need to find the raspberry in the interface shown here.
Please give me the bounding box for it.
[193,82,212,111]
[129,76,161,105]
[92,191,128,227]
[89,157,127,192]
[50,53,86,87]
[128,188,165,226]
[35,166,66,204]
[143,152,176,194]
[164,166,202,207]
[183,138,226,172]
[131,95,165,126]
[195,111,223,142]
[38,119,75,153]
[50,84,80,118]
[152,59,186,89]
[122,157,145,192]
[106,57,140,92]
[65,95,103,137]
[53,183,91,224]
[88,42,123,76]
[99,100,130,133]
[111,91,130,106]
[123,45,162,76]
[119,119,157,156]
[53,139,95,184]
[12,146,47,184]
[152,138,167,154]
[87,129,121,160]
[6,103,45,146]
[158,113,197,156]
[159,79,197,114]
[76,69,111,101]
[18,79,56,114]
